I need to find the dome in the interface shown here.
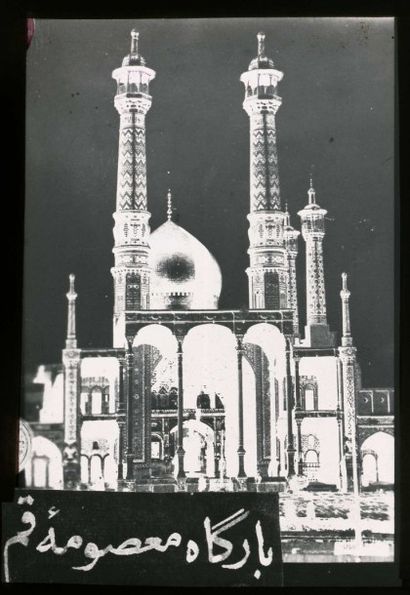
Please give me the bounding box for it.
[149,220,222,310]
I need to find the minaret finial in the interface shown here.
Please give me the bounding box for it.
[340,272,352,346]
[131,29,139,55]
[167,189,173,221]
[257,32,265,57]
[68,273,76,296]
[66,273,77,349]
[308,173,316,205]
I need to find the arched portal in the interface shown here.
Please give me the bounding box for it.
[243,323,287,477]
[81,420,119,488]
[25,436,63,489]
[183,324,237,476]
[360,431,394,486]
[361,452,378,486]
[170,419,215,478]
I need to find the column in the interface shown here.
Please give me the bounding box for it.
[117,357,126,480]
[285,339,296,477]
[294,355,303,475]
[62,274,81,489]
[125,340,135,481]
[176,334,186,479]
[335,357,346,490]
[236,335,246,478]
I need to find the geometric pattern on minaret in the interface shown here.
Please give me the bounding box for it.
[298,178,327,325]
[298,178,334,347]
[111,31,156,347]
[284,206,300,335]
[240,33,291,311]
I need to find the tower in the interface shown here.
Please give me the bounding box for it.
[298,178,334,347]
[111,31,156,347]
[240,33,290,311]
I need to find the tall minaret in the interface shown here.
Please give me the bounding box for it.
[241,33,289,311]
[111,30,156,347]
[298,177,334,347]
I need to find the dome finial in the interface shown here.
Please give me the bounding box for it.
[257,32,265,57]
[167,189,173,221]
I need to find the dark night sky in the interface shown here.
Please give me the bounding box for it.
[23,18,394,387]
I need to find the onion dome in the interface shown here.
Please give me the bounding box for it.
[248,32,275,70]
[149,202,222,310]
[122,29,147,67]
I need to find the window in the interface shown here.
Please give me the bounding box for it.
[302,383,318,410]
[305,449,319,464]
[151,438,161,460]
[91,387,102,415]
[305,388,315,410]
[126,273,141,310]
[264,272,280,309]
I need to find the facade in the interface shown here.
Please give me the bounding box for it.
[22,31,394,493]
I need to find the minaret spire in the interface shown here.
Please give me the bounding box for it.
[241,33,293,311]
[166,189,173,221]
[130,29,139,54]
[340,272,353,346]
[111,31,156,347]
[308,173,316,204]
[65,273,77,349]
[257,31,265,58]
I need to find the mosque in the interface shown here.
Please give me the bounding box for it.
[21,30,394,493]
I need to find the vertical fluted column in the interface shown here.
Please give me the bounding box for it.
[293,355,303,475]
[338,273,359,491]
[336,356,346,490]
[117,357,126,480]
[285,339,296,477]
[236,335,246,478]
[125,340,135,481]
[176,334,186,479]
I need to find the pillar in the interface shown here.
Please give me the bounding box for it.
[236,335,246,478]
[285,339,296,477]
[125,340,135,481]
[176,333,186,479]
